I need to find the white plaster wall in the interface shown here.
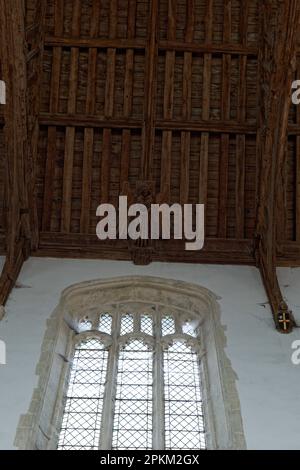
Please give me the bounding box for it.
[0,258,300,450]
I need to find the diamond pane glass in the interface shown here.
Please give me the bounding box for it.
[98,313,112,335]
[182,321,198,337]
[78,318,92,332]
[112,340,153,450]
[141,315,153,335]
[162,315,175,336]
[120,314,134,335]
[57,339,108,450]
[164,342,206,450]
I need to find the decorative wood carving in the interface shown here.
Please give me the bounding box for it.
[122,181,156,265]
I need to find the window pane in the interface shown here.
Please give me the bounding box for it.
[141,315,153,335]
[161,315,175,336]
[57,339,108,450]
[120,314,134,335]
[164,342,206,450]
[98,313,112,334]
[182,321,198,337]
[112,340,153,450]
[78,318,92,332]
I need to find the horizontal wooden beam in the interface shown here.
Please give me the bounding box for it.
[159,40,258,56]
[45,37,146,49]
[156,120,256,134]
[45,36,257,57]
[39,114,142,129]
[38,114,256,134]
[36,232,255,265]
[277,242,300,266]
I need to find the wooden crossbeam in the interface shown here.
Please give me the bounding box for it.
[36,232,255,265]
[256,0,300,333]
[38,113,257,134]
[45,37,257,57]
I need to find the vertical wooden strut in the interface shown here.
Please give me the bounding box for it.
[0,0,46,307]
[141,0,159,180]
[256,0,300,333]
[0,0,28,306]
[27,0,47,250]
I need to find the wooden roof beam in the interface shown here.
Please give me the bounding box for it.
[255,0,300,333]
[0,0,29,307]
[0,0,46,308]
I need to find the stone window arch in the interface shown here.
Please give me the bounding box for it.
[15,276,246,450]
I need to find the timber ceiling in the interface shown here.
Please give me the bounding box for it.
[0,0,299,267]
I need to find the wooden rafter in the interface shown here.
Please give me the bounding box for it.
[141,0,159,179]
[0,0,29,305]
[0,0,46,307]
[1,1,300,329]
[27,0,47,249]
[255,0,300,333]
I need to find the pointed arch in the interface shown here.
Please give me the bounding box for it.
[15,276,246,449]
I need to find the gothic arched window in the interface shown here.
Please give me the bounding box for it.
[57,310,206,450]
[15,277,246,450]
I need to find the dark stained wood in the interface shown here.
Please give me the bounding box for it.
[80,129,94,233]
[157,120,256,134]
[120,0,136,189]
[218,6,231,238]
[101,129,111,203]
[37,232,255,265]
[0,244,25,306]
[218,134,229,238]
[199,133,209,208]
[61,2,81,232]
[49,0,64,113]
[277,242,300,266]
[180,0,194,205]
[0,0,44,304]
[39,114,142,129]
[45,37,146,49]
[240,0,249,46]
[39,114,257,134]
[236,135,245,238]
[80,0,101,234]
[141,0,159,179]
[61,127,76,232]
[180,132,190,204]
[296,61,300,243]
[256,0,300,332]
[1,0,300,328]
[26,0,47,250]
[297,136,300,242]
[235,54,247,238]
[45,36,257,56]
[45,25,62,245]
[42,127,57,230]
[199,0,213,217]
[161,0,177,199]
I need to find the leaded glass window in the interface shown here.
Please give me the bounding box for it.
[57,339,108,450]
[57,309,207,450]
[112,340,153,450]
